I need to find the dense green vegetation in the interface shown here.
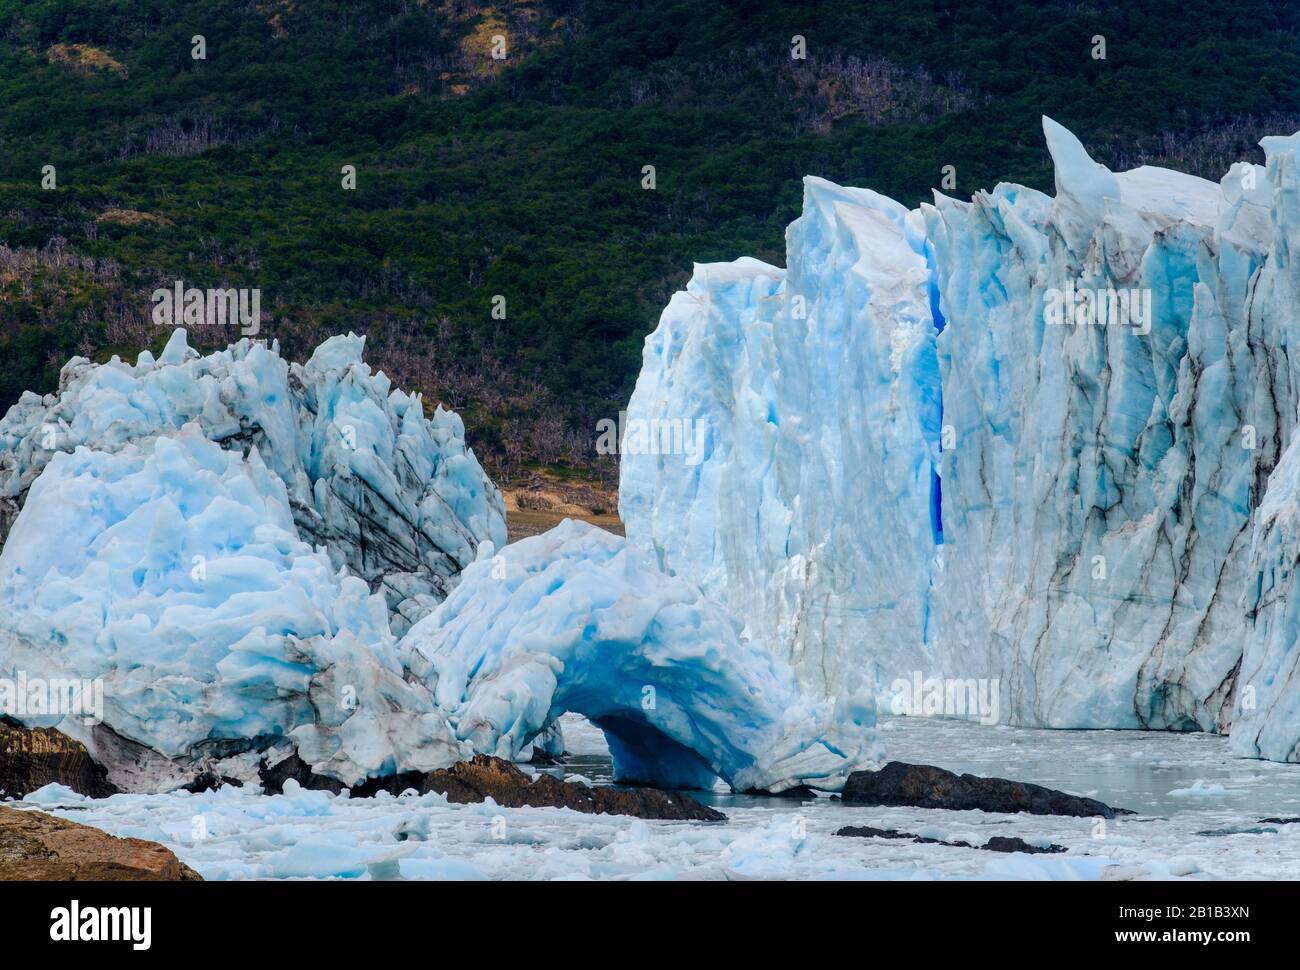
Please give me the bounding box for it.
[2,0,1298,479]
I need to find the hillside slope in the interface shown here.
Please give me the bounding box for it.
[1,0,1298,481]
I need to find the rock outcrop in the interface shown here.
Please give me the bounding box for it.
[0,806,200,880]
[0,719,116,799]
[424,756,727,821]
[841,761,1131,818]
[263,753,726,821]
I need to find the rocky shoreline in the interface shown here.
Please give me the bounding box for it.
[0,806,200,881]
[261,752,728,822]
[1,720,1156,878]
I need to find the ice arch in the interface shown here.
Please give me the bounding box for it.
[397,520,878,792]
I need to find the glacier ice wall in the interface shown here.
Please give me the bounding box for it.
[398,519,879,792]
[1230,131,1300,762]
[622,118,1300,757]
[0,423,468,787]
[0,328,506,636]
[620,179,942,702]
[0,329,507,787]
[930,121,1275,732]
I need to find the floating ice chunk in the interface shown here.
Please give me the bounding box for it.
[20,783,85,806]
[1167,780,1230,798]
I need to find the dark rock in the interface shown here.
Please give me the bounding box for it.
[0,718,117,799]
[842,761,1132,818]
[258,752,435,799]
[178,771,244,794]
[982,835,1066,854]
[836,825,1065,854]
[1259,816,1300,825]
[836,825,917,840]
[742,784,817,800]
[0,805,201,880]
[259,752,726,821]
[1195,826,1279,837]
[424,756,727,821]
[258,753,345,795]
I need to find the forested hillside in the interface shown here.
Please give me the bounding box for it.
[2,0,1297,482]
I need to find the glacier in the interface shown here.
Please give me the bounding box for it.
[0,328,507,638]
[622,117,1300,761]
[0,329,507,787]
[6,115,1300,801]
[0,331,872,791]
[0,424,466,787]
[398,519,878,793]
[619,180,942,702]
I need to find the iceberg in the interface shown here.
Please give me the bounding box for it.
[398,519,878,792]
[622,117,1300,759]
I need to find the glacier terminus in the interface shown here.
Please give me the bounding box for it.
[4,117,1300,810]
[622,116,1300,765]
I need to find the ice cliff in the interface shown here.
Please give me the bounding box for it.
[622,118,1300,761]
[0,329,506,636]
[0,330,505,786]
[619,181,942,702]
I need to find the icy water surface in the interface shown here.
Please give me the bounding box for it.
[878,717,1300,818]
[550,714,1300,816]
[11,714,1300,880]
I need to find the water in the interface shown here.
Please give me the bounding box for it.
[878,717,1300,818]
[546,713,1300,817]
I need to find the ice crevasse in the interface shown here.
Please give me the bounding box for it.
[621,117,1300,762]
